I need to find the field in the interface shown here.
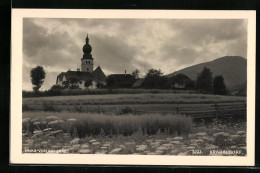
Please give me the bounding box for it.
[22,93,247,155]
[22,88,200,98]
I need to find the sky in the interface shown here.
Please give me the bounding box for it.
[23,18,247,91]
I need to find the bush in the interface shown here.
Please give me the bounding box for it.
[119,107,134,115]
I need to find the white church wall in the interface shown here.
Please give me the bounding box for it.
[81,59,93,72]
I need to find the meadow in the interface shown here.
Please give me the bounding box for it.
[22,88,199,98]
[22,93,247,155]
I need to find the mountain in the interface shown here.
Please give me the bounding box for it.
[166,56,247,88]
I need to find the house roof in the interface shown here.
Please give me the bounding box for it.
[172,73,191,84]
[109,74,134,80]
[108,74,136,86]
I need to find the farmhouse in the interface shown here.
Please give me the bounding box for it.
[107,72,136,88]
[171,73,193,89]
[56,34,106,89]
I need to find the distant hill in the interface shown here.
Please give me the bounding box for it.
[166,56,247,88]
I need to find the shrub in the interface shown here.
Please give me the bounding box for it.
[119,107,134,115]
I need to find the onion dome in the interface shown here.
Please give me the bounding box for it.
[82,34,93,59]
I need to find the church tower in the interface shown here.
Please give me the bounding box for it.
[81,34,93,72]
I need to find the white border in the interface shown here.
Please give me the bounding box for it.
[10,9,256,166]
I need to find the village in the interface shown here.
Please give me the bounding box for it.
[22,33,247,156]
[27,34,239,97]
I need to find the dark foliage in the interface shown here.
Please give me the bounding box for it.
[96,82,105,89]
[131,69,140,79]
[143,69,170,89]
[62,78,80,89]
[30,66,46,92]
[185,80,196,89]
[119,107,134,115]
[50,84,64,91]
[213,75,227,95]
[196,67,213,93]
[84,79,92,89]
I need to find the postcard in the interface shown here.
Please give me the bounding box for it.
[10,9,255,166]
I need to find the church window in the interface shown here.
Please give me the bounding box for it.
[87,68,89,71]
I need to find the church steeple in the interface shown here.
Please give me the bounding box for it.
[85,33,89,44]
[81,33,94,72]
[82,33,92,57]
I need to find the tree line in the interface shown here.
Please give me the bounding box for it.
[129,67,227,95]
[29,66,227,95]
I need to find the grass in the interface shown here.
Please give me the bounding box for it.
[22,93,246,115]
[23,93,245,105]
[22,92,247,155]
[23,112,192,137]
[23,89,199,98]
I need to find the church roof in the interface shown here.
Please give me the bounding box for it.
[82,34,93,59]
[56,66,107,84]
[57,71,93,83]
[93,66,107,83]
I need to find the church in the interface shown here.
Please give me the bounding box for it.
[56,34,107,89]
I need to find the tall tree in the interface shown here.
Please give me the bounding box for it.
[30,66,46,92]
[213,75,227,95]
[196,67,213,93]
[132,69,140,79]
[143,69,170,89]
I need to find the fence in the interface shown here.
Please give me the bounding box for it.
[135,102,246,118]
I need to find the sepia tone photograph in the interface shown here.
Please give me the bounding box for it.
[11,10,255,165]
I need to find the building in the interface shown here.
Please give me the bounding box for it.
[56,34,106,89]
[107,71,136,88]
[171,73,193,89]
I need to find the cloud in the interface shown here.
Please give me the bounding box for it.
[23,19,82,69]
[22,18,247,90]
